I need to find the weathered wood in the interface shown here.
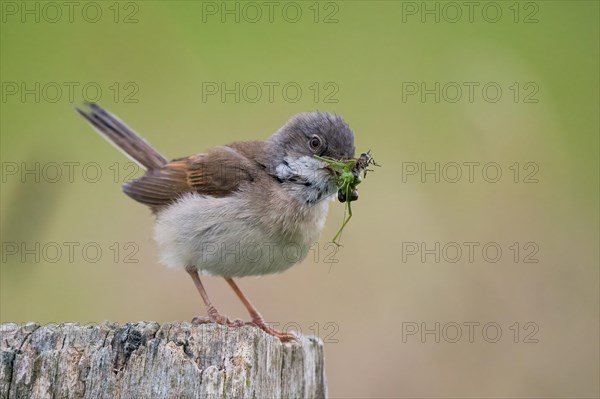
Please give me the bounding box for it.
[0,321,326,399]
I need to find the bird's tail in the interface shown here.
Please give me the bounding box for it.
[76,103,167,170]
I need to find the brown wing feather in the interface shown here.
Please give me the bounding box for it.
[123,144,261,209]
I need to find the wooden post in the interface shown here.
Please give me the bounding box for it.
[0,321,327,399]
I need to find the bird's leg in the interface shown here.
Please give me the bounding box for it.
[224,278,296,342]
[186,268,244,327]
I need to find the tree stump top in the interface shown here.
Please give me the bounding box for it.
[0,321,327,399]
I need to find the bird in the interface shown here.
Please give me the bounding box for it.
[77,103,356,341]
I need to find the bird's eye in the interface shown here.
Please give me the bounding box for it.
[309,135,323,151]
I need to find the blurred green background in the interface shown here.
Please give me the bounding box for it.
[1,1,598,397]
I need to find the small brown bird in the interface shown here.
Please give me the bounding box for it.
[77,103,356,341]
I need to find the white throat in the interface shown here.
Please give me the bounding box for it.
[275,155,337,204]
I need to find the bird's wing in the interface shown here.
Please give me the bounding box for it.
[123,145,263,209]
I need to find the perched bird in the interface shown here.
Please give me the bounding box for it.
[77,104,356,341]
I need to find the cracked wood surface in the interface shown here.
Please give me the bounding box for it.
[0,321,326,399]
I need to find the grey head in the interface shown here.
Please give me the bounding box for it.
[267,112,356,204]
[270,112,355,162]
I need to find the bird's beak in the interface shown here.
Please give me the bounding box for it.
[321,163,336,173]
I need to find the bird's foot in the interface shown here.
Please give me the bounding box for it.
[191,305,245,327]
[248,317,297,342]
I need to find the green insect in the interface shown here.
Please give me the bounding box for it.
[315,151,378,245]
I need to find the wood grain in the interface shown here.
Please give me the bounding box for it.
[0,321,326,399]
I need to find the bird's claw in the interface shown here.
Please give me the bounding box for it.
[191,305,297,342]
[191,305,245,327]
[248,318,298,342]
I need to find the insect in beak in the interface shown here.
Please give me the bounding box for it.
[314,152,379,245]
